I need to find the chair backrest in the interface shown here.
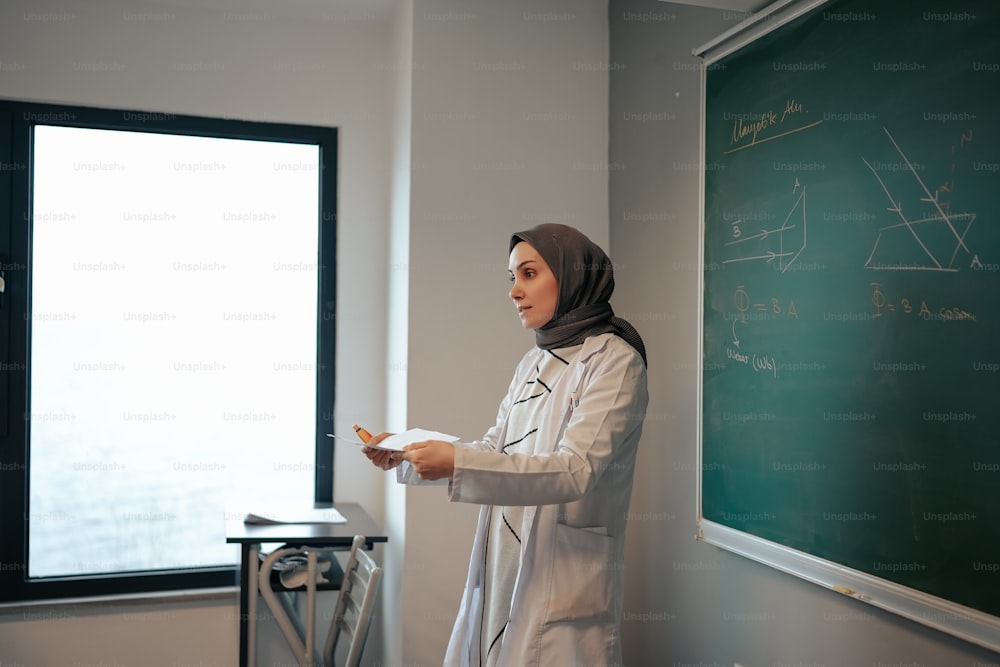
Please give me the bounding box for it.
[323,535,383,667]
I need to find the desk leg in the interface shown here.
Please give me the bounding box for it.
[305,549,318,661]
[238,544,250,667]
[247,543,259,667]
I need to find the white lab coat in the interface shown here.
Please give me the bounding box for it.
[399,333,649,666]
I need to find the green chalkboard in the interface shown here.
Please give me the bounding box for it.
[700,0,1000,619]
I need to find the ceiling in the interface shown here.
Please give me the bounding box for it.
[661,0,773,12]
[81,0,776,22]
[81,0,399,21]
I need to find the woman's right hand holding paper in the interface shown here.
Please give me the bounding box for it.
[363,432,404,471]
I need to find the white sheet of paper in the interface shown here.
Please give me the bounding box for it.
[242,506,347,525]
[328,427,458,451]
[377,428,459,451]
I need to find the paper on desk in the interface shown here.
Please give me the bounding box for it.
[243,506,347,525]
[331,427,459,452]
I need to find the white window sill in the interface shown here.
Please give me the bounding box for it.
[0,586,238,615]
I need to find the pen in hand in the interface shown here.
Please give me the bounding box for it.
[353,423,374,444]
[355,425,404,471]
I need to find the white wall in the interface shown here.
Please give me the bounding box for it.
[383,2,414,665]
[0,0,396,518]
[609,1,1000,665]
[0,0,395,664]
[0,0,614,665]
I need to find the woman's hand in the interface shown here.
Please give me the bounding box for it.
[402,440,456,480]
[362,432,404,471]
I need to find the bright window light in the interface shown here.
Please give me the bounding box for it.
[29,125,320,576]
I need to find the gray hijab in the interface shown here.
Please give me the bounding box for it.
[510,223,647,366]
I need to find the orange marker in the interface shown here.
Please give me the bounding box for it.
[352,423,374,444]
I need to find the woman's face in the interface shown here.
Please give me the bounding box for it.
[508,241,559,329]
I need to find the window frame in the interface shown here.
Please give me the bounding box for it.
[0,100,338,602]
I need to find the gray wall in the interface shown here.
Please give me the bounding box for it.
[609,1,1000,665]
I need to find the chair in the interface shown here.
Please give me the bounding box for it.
[323,535,383,667]
[257,534,382,667]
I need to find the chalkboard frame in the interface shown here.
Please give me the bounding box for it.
[693,0,1000,652]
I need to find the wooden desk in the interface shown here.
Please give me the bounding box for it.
[226,503,387,667]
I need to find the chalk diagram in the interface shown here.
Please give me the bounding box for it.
[862,127,977,272]
[722,181,807,274]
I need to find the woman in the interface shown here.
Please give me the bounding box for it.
[365,223,648,666]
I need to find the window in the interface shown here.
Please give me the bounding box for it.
[0,101,337,600]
